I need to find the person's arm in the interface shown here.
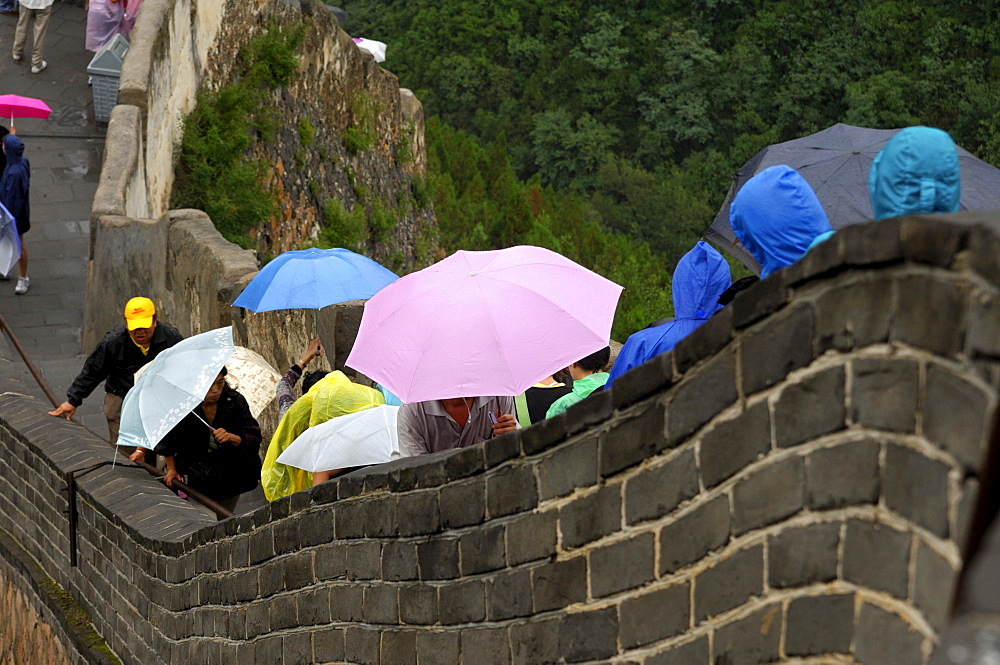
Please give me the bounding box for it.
[396,403,430,457]
[162,455,181,488]
[213,391,262,449]
[491,396,519,436]
[51,334,113,414]
[275,365,303,417]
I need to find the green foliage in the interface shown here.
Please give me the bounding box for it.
[172,22,305,246]
[318,199,368,251]
[298,117,315,146]
[342,91,381,154]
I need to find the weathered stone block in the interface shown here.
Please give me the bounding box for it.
[924,363,990,470]
[740,305,814,396]
[559,484,622,549]
[913,540,958,632]
[506,509,558,566]
[298,587,331,626]
[398,584,439,626]
[439,579,485,625]
[283,630,312,665]
[732,455,804,535]
[270,593,299,630]
[381,630,417,665]
[559,608,619,663]
[439,477,486,529]
[461,626,511,665]
[314,627,345,663]
[362,585,398,624]
[968,291,1000,357]
[460,524,505,575]
[900,215,968,267]
[346,541,382,580]
[609,351,675,410]
[330,583,364,622]
[248,527,274,564]
[618,582,690,648]
[674,307,734,372]
[625,448,699,525]
[510,618,561,665]
[668,349,738,443]
[417,537,459,580]
[892,275,967,355]
[774,365,846,447]
[732,275,788,329]
[600,402,667,477]
[416,630,460,665]
[699,400,771,488]
[590,532,655,598]
[520,413,569,456]
[806,439,880,509]
[712,604,781,665]
[843,519,911,599]
[382,542,419,581]
[345,626,381,665]
[786,593,855,656]
[284,552,315,589]
[395,490,440,537]
[565,388,614,436]
[537,435,599,500]
[486,464,537,518]
[532,557,587,612]
[644,636,709,665]
[854,603,926,665]
[768,522,840,588]
[484,431,522,468]
[659,494,731,575]
[813,276,893,351]
[693,545,763,621]
[364,496,399,538]
[487,568,533,621]
[852,357,919,432]
[883,444,950,537]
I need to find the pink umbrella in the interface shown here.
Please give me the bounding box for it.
[345,245,623,404]
[0,94,52,128]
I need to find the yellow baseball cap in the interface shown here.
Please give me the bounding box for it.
[124,297,156,330]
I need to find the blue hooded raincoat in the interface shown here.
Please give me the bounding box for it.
[0,135,29,234]
[868,126,960,221]
[729,165,832,278]
[605,241,731,391]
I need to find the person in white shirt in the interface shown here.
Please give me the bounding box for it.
[11,0,53,74]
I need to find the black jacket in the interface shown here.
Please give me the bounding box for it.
[66,322,184,406]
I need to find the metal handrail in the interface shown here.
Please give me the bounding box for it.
[0,314,233,519]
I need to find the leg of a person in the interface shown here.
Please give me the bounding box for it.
[12,8,29,60]
[104,392,122,442]
[30,5,50,69]
[17,233,25,278]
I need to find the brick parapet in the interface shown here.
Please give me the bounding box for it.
[3,212,1000,663]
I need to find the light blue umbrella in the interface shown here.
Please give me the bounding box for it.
[232,247,399,312]
[0,201,21,278]
[117,327,235,450]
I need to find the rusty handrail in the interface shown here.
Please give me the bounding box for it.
[0,314,233,519]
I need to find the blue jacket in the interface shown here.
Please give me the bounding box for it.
[0,135,29,229]
[605,241,730,391]
[869,126,960,220]
[730,165,832,278]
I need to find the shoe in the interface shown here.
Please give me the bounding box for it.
[11,53,20,62]
[14,276,29,294]
[30,60,46,74]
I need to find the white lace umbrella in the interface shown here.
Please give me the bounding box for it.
[0,202,21,278]
[276,405,400,471]
[118,327,235,450]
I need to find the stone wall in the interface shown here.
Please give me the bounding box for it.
[4,213,1000,663]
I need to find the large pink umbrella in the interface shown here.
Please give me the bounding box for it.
[346,245,623,403]
[0,94,52,127]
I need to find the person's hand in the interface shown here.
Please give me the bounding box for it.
[48,402,76,419]
[128,448,146,463]
[163,469,181,488]
[213,427,240,445]
[299,338,323,367]
[492,411,518,436]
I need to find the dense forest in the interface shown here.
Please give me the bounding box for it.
[341,0,1000,338]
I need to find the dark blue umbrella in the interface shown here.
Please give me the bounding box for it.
[705,123,1000,272]
[233,247,399,312]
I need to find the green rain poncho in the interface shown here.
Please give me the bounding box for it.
[261,370,384,501]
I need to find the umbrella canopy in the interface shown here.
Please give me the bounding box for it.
[134,345,279,419]
[233,247,399,312]
[0,202,21,278]
[0,94,52,123]
[276,405,399,472]
[345,245,624,404]
[705,123,1000,272]
[117,327,236,450]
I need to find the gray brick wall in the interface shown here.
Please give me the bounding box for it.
[2,213,1000,664]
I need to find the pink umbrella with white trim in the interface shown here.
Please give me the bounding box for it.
[0,94,52,129]
[345,245,623,404]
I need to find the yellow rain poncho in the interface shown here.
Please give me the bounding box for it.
[261,370,384,501]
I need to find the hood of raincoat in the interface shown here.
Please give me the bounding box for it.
[868,126,960,220]
[672,241,731,320]
[604,242,731,391]
[730,165,832,278]
[2,135,23,166]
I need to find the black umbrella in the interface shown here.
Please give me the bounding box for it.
[705,123,1000,272]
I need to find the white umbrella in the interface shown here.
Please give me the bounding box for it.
[0,202,21,278]
[118,327,235,450]
[276,405,400,471]
[134,345,280,419]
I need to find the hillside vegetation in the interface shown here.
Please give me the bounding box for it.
[346,0,999,337]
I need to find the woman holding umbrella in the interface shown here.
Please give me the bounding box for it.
[0,132,30,294]
[155,367,263,516]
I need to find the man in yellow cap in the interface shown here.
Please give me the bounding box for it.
[49,297,184,460]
